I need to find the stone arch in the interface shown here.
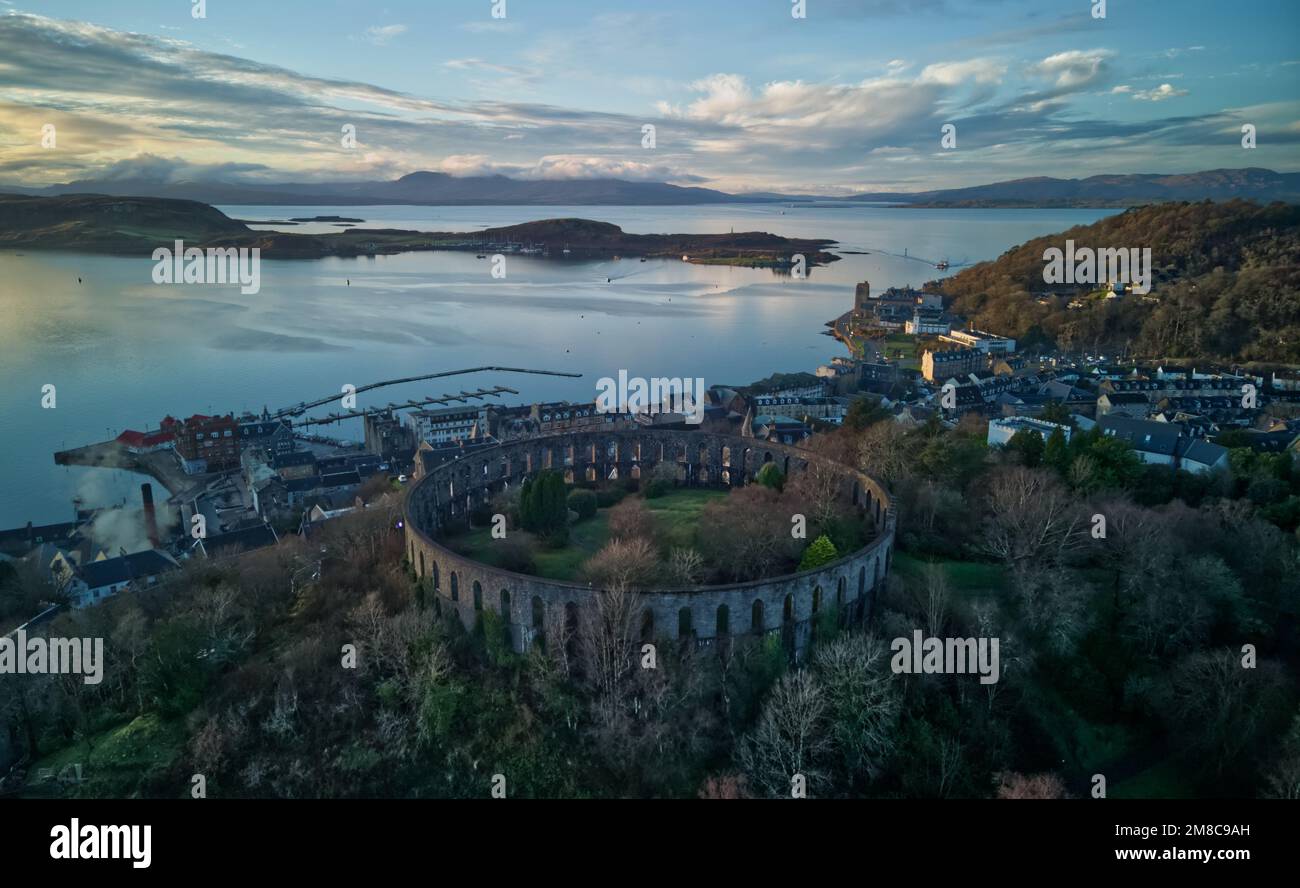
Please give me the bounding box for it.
[531,596,545,648]
[678,607,693,639]
[564,601,580,661]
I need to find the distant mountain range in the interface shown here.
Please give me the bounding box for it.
[5,167,1297,207]
[4,171,754,207]
[847,168,1300,208]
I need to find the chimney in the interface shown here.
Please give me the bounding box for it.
[141,483,161,549]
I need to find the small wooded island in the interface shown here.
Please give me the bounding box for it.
[0,194,840,266]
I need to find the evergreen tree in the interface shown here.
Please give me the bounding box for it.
[799,534,839,571]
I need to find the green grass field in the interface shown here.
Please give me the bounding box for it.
[891,551,1008,599]
[448,486,728,582]
[25,713,187,798]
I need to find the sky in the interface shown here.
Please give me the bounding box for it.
[0,0,1297,194]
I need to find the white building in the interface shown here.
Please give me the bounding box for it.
[987,416,1072,447]
[407,405,488,445]
[943,329,1017,355]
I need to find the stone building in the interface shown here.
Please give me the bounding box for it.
[404,428,895,662]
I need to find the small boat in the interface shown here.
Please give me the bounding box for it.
[476,254,486,259]
[936,260,949,270]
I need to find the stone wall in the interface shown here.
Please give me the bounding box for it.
[403,429,895,658]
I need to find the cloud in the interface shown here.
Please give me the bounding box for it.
[1029,49,1114,91]
[0,9,1290,196]
[1131,83,1189,102]
[364,24,408,46]
[918,58,1006,86]
[444,58,535,78]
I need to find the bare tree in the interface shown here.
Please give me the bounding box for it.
[738,669,831,798]
[666,547,705,587]
[814,634,901,782]
[995,771,1069,799]
[858,420,912,485]
[578,582,646,730]
[979,466,1085,574]
[582,537,657,589]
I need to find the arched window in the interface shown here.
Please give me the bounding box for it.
[837,576,846,608]
[812,585,822,614]
[640,609,655,642]
[716,604,730,637]
[418,550,425,577]
[450,572,459,601]
[473,580,483,611]
[783,593,794,623]
[858,565,866,597]
[751,600,764,633]
[678,607,693,638]
[433,561,440,590]
[500,589,511,620]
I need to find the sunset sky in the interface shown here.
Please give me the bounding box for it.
[1,0,1297,193]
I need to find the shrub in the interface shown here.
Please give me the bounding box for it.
[496,538,537,574]
[581,537,657,589]
[645,479,672,499]
[568,488,598,520]
[755,462,785,490]
[608,498,657,543]
[798,534,839,571]
[596,487,628,508]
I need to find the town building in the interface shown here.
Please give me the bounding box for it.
[115,429,175,454]
[196,523,279,558]
[1096,391,1150,418]
[69,549,179,608]
[922,347,984,383]
[905,307,951,336]
[987,416,1073,447]
[942,328,1017,354]
[238,417,295,456]
[407,405,488,445]
[174,413,240,474]
[363,408,416,459]
[1098,416,1181,466]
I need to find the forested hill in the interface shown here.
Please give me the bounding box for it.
[931,200,1300,364]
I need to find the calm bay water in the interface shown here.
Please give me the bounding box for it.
[0,204,1116,526]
